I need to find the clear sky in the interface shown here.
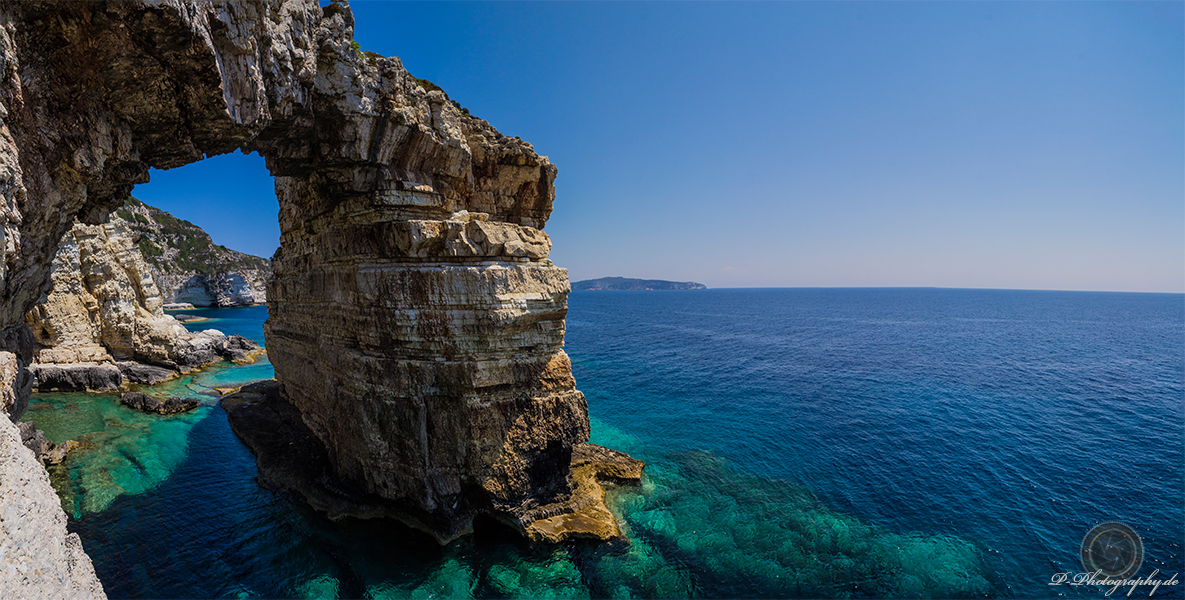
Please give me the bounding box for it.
[134,1,1184,293]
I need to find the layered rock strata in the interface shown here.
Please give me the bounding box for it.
[222,382,642,542]
[0,0,634,569]
[23,219,264,391]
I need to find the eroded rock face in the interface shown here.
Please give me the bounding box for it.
[0,353,105,598]
[0,0,632,554]
[24,220,186,366]
[22,218,266,391]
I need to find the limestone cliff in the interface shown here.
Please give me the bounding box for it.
[23,218,264,391]
[0,353,106,599]
[0,0,635,574]
[115,197,270,307]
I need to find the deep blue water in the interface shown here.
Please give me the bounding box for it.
[569,288,1184,598]
[21,289,1184,598]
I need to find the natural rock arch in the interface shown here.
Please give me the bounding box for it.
[0,0,635,545]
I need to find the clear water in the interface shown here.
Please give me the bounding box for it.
[20,290,1184,599]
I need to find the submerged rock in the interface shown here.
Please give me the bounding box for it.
[119,392,200,415]
[17,421,76,465]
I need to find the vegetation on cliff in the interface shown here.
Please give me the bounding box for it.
[115,197,269,276]
[113,198,270,306]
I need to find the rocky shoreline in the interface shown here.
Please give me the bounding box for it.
[22,213,265,393]
[28,331,265,393]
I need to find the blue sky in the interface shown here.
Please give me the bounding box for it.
[134,1,1184,293]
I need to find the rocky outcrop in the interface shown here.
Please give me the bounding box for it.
[115,361,178,385]
[27,363,124,393]
[222,382,642,543]
[0,0,634,551]
[119,392,199,415]
[0,354,105,599]
[22,217,265,391]
[115,197,270,307]
[520,443,644,543]
[17,421,75,465]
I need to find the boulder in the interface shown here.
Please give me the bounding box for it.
[28,363,124,392]
[119,392,200,415]
[115,362,178,385]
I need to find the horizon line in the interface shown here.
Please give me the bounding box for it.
[570,285,1185,295]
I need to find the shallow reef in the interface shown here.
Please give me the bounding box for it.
[26,354,995,598]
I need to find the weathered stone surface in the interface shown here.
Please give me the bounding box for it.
[220,334,265,364]
[0,348,31,421]
[114,361,177,385]
[17,421,75,465]
[223,382,638,544]
[119,392,199,415]
[0,0,634,554]
[520,444,644,543]
[0,359,104,599]
[222,380,437,530]
[28,363,123,392]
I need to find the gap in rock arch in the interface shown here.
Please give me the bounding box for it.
[134,151,280,263]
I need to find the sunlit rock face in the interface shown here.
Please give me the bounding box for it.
[21,219,265,392]
[166,271,265,307]
[0,0,633,555]
[260,6,597,541]
[24,220,185,366]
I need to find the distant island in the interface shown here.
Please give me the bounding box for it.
[572,277,707,291]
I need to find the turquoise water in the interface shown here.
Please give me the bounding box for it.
[23,305,273,516]
[21,290,1184,598]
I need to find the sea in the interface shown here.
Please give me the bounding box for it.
[18,289,1184,599]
